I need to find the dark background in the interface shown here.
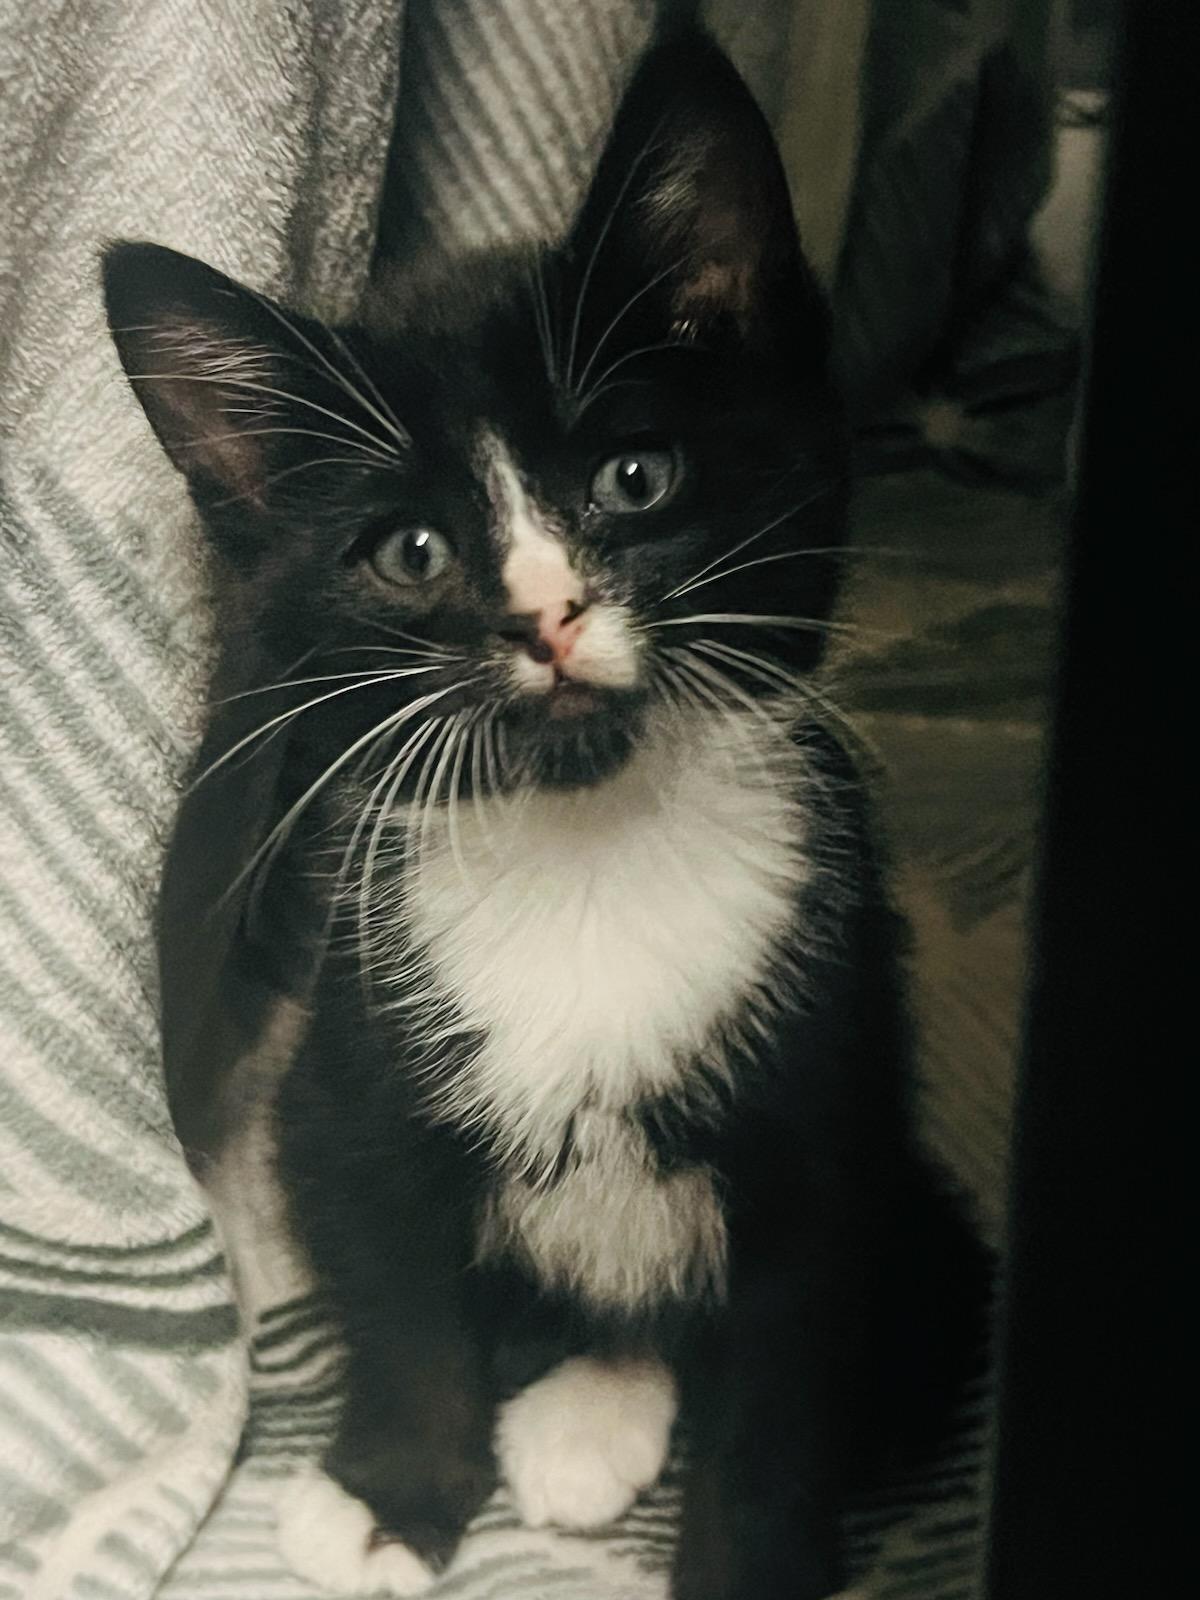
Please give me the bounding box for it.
[986,3,1178,1593]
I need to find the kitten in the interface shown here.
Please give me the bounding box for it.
[104,30,985,1600]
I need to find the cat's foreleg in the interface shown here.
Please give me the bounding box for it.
[670,1230,863,1600]
[274,1052,496,1593]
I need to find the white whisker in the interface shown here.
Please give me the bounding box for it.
[665,653,780,790]
[405,719,456,868]
[663,645,784,726]
[190,667,444,789]
[124,369,400,462]
[565,117,672,391]
[355,717,446,969]
[319,713,423,927]
[225,679,470,910]
[572,292,692,411]
[665,657,764,758]
[526,254,560,389]
[565,377,656,414]
[183,423,395,468]
[444,708,484,888]
[661,487,836,603]
[468,711,503,858]
[241,290,412,454]
[421,713,469,866]
[483,714,508,810]
[327,327,412,451]
[671,548,824,601]
[649,612,877,638]
[691,639,807,684]
[210,454,391,509]
[211,666,435,706]
[647,657,700,731]
[370,623,466,658]
[328,642,466,667]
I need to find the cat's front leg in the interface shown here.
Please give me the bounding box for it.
[278,1307,496,1595]
[273,1045,496,1594]
[274,1275,496,1597]
[670,1240,864,1600]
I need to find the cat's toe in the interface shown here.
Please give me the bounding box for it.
[497,1355,676,1531]
[276,1468,437,1596]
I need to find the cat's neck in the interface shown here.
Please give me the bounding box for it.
[405,701,805,884]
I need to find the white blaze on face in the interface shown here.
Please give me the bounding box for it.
[480,431,639,692]
[488,437,584,620]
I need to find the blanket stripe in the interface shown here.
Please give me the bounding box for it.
[1,0,406,1590]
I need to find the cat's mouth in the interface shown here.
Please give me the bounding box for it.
[545,675,600,719]
[500,678,646,789]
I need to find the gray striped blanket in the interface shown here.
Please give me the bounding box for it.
[1,1,1055,1595]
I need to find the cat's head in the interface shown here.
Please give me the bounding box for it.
[104,30,845,797]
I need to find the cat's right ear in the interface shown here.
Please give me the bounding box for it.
[102,242,319,509]
[561,29,826,369]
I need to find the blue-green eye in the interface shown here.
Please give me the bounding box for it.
[371,527,454,586]
[589,449,678,513]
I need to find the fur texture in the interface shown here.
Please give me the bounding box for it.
[105,29,986,1600]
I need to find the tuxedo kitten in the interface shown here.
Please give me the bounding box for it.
[105,30,985,1600]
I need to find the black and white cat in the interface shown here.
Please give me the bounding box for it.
[104,30,984,1600]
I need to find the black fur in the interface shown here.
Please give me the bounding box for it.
[105,30,987,1600]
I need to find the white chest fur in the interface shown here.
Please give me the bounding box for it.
[398,715,807,1311]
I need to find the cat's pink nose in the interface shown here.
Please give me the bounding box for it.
[499,599,588,665]
[539,598,589,662]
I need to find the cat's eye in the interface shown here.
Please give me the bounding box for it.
[371,527,455,586]
[589,449,678,513]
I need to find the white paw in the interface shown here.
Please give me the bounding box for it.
[496,1354,677,1531]
[275,1467,437,1596]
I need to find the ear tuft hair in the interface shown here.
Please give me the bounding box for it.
[103,243,300,507]
[563,29,825,365]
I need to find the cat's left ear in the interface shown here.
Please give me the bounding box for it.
[562,28,825,365]
[102,243,330,510]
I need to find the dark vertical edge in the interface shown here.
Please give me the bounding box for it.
[985,4,1182,1596]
